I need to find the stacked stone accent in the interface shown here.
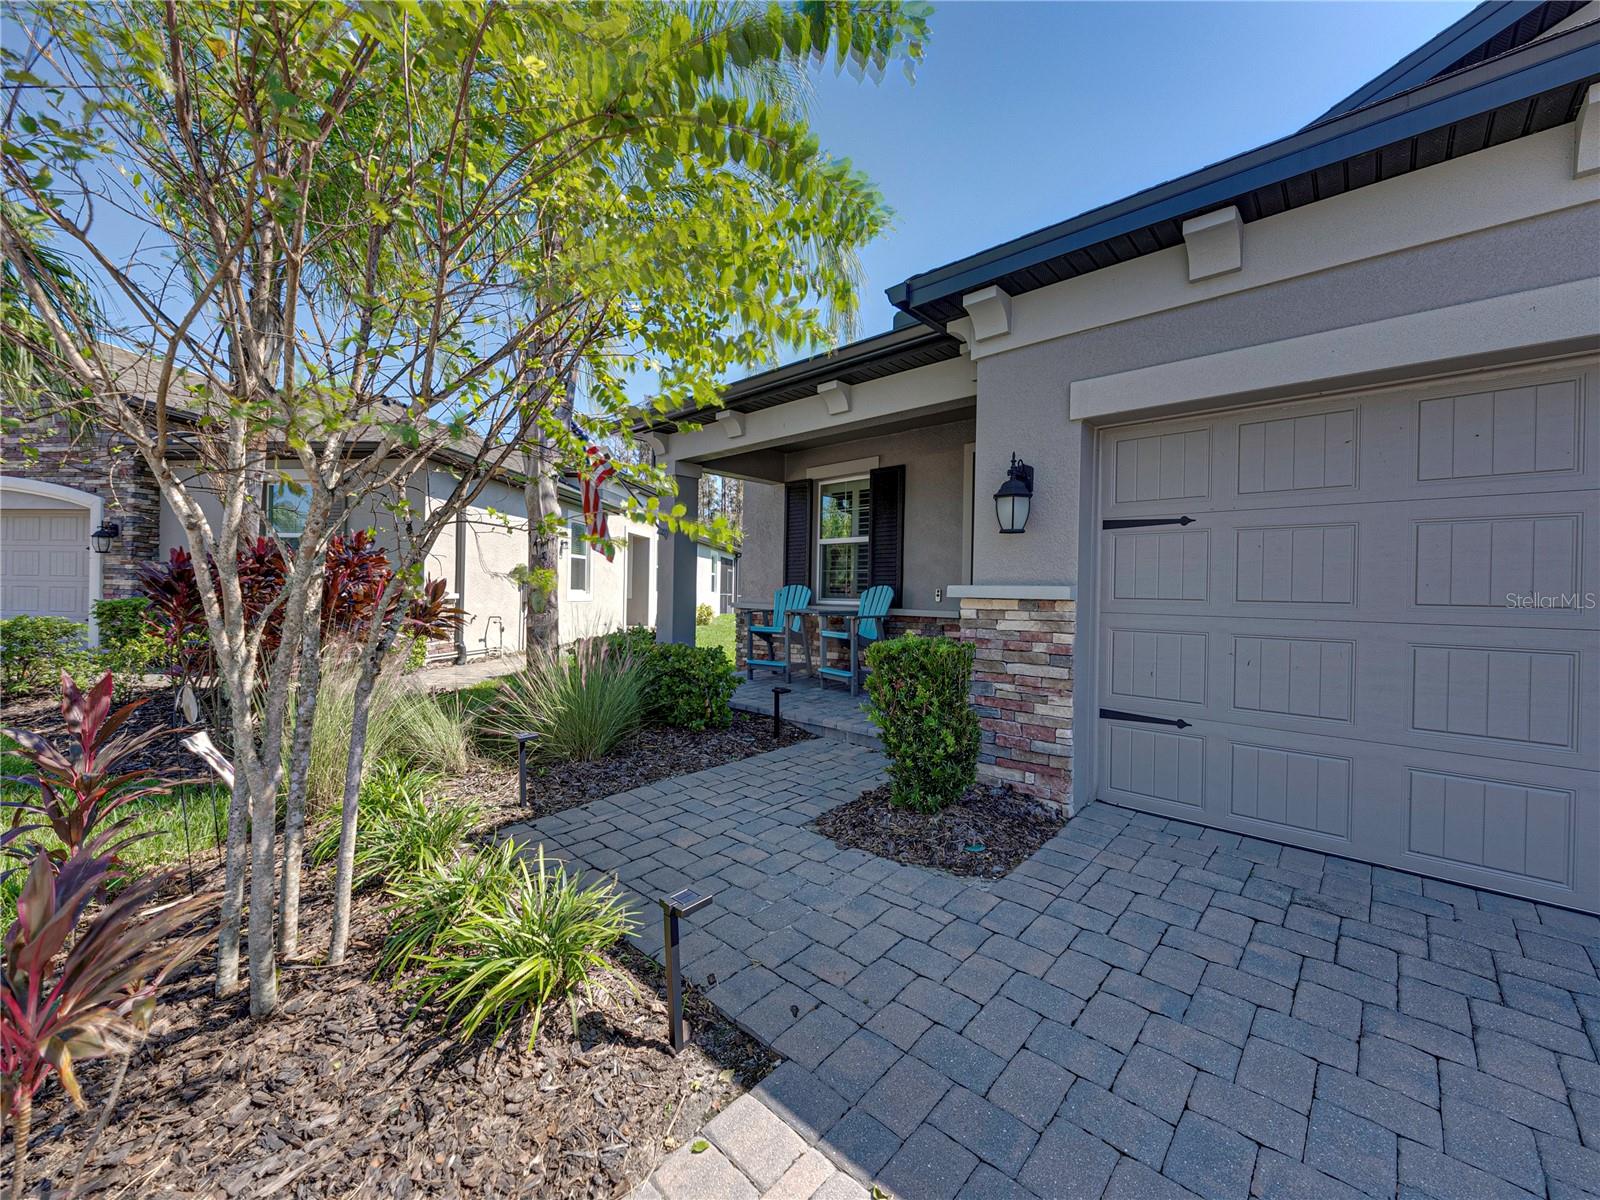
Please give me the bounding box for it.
[959,597,1075,810]
[732,607,959,671]
[0,413,161,599]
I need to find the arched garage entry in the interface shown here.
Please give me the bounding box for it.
[0,475,104,641]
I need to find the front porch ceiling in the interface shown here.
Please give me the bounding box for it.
[658,353,977,481]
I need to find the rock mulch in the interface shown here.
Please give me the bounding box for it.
[19,868,775,1200]
[456,712,813,826]
[811,780,1064,877]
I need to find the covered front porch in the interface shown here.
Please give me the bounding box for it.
[646,322,978,648]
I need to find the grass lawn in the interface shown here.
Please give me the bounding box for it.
[697,612,735,661]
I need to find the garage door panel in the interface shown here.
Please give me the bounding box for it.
[1,508,90,624]
[1096,361,1600,912]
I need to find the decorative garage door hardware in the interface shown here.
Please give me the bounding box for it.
[1099,708,1193,729]
[1101,515,1196,530]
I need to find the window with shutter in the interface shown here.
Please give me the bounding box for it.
[783,480,811,587]
[867,464,904,604]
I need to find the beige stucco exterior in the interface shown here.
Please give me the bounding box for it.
[153,462,656,660]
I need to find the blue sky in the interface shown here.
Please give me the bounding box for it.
[802,1,1476,338]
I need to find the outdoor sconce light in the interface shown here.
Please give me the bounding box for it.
[515,732,538,809]
[659,886,715,1052]
[994,454,1034,535]
[771,686,791,740]
[90,522,121,554]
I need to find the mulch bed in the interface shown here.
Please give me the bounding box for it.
[16,863,774,1200]
[812,782,1065,877]
[453,711,813,826]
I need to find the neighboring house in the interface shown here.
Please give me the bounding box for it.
[644,2,1600,912]
[696,539,739,617]
[1,364,656,656]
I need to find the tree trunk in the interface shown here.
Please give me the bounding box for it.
[245,756,279,1016]
[278,602,322,960]
[327,635,387,965]
[524,468,559,659]
[214,774,249,995]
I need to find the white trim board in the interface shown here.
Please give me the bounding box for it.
[1068,280,1600,422]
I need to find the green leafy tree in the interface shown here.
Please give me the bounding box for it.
[2,0,928,1014]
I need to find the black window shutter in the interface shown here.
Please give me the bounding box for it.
[868,465,905,604]
[783,480,811,587]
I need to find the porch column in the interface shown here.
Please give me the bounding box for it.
[657,465,700,644]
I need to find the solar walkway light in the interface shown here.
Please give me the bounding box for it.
[659,886,715,1053]
[771,686,791,740]
[515,732,538,808]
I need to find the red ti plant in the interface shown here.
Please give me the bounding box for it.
[136,546,213,696]
[399,577,468,644]
[1,850,211,1199]
[1,673,178,870]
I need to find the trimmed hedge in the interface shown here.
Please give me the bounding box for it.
[863,633,979,812]
[0,616,91,695]
[604,626,737,731]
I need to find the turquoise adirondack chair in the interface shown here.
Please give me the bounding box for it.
[746,584,813,682]
[817,585,893,695]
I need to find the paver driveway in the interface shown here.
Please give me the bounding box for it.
[503,738,1600,1200]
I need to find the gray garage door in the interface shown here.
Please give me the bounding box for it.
[1094,362,1600,911]
[1,507,91,624]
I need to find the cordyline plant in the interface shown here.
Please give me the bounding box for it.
[0,673,178,872]
[4,0,928,1014]
[1,850,212,1200]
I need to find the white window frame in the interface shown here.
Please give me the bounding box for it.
[816,474,870,606]
[566,517,592,601]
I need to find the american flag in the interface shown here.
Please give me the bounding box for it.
[582,442,616,562]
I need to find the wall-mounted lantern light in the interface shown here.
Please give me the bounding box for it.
[90,522,121,554]
[994,455,1034,535]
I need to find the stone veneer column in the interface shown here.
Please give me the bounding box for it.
[959,597,1076,811]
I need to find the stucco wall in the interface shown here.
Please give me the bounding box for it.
[971,202,1600,586]
[735,479,784,607]
[750,415,974,613]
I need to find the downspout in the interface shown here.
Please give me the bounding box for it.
[453,499,469,665]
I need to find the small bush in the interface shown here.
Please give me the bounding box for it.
[0,615,91,695]
[603,625,657,661]
[648,643,736,731]
[401,845,632,1046]
[863,634,979,813]
[93,598,164,695]
[480,637,645,762]
[379,838,521,976]
[695,603,713,627]
[311,760,478,890]
[92,597,152,646]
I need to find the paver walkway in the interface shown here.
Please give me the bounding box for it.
[731,675,878,745]
[502,738,1600,1200]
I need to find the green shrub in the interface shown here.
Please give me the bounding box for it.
[92,598,164,695]
[400,845,632,1047]
[863,634,979,813]
[403,635,429,671]
[0,615,91,695]
[480,637,645,762]
[379,837,521,976]
[695,602,713,627]
[311,760,478,890]
[647,642,736,731]
[92,597,152,646]
[603,625,657,661]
